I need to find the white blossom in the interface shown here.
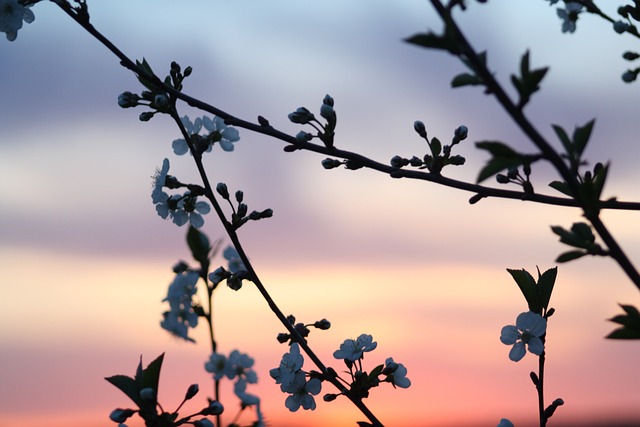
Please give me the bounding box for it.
[0,0,35,42]
[557,2,583,33]
[500,311,546,362]
[270,343,304,392]
[333,334,378,362]
[160,271,199,342]
[202,115,240,152]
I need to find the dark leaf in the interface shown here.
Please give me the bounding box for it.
[105,374,140,406]
[606,304,640,339]
[537,267,557,312]
[551,124,572,155]
[507,268,539,312]
[187,226,211,269]
[451,72,483,88]
[572,119,595,158]
[555,250,587,263]
[548,180,573,197]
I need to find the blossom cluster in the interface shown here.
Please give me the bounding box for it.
[172,115,240,155]
[152,158,211,228]
[160,270,200,342]
[270,334,410,412]
[269,343,323,411]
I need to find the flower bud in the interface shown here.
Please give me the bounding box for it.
[216,182,229,199]
[314,318,331,330]
[200,401,224,416]
[277,332,290,343]
[390,155,408,168]
[496,174,510,184]
[109,408,136,423]
[154,93,169,109]
[140,387,157,402]
[454,125,468,140]
[413,120,427,138]
[193,419,214,427]
[622,70,637,83]
[613,20,630,34]
[320,103,336,122]
[185,383,199,400]
[258,115,270,127]
[295,131,313,143]
[288,107,315,124]
[117,91,140,108]
[322,94,334,107]
[623,51,640,61]
[321,158,342,169]
[323,393,338,402]
[139,111,155,122]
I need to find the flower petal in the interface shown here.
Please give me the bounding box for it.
[500,325,519,345]
[172,139,189,155]
[508,342,526,362]
[527,336,545,355]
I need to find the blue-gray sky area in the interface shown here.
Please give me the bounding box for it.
[1,1,639,426]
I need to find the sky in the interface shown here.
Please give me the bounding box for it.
[1,1,639,427]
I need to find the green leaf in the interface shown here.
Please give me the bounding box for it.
[476,141,520,157]
[548,180,573,197]
[607,304,640,339]
[537,267,557,312]
[451,73,483,88]
[135,58,157,91]
[571,222,595,244]
[105,374,140,405]
[405,25,461,55]
[405,32,457,53]
[572,119,595,158]
[551,124,572,155]
[430,137,442,157]
[511,51,548,108]
[551,223,592,249]
[475,141,526,183]
[555,250,587,263]
[140,353,165,393]
[507,268,539,312]
[368,364,384,380]
[187,226,211,270]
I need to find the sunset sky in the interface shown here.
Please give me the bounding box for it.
[1,1,639,426]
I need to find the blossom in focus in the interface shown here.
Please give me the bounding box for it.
[170,198,211,228]
[270,343,304,391]
[333,334,378,362]
[383,357,411,388]
[202,115,240,152]
[172,116,202,155]
[0,0,35,42]
[283,372,322,412]
[172,115,239,154]
[500,311,546,362]
[160,270,199,342]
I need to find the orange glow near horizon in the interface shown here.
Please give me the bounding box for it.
[2,247,639,426]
